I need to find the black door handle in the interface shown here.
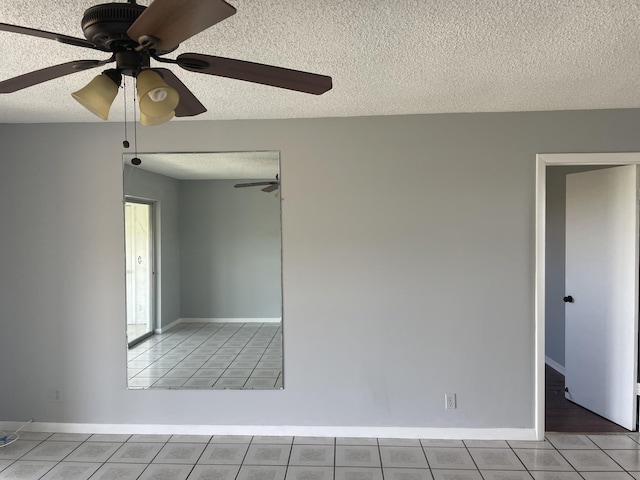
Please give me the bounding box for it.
[563,295,574,303]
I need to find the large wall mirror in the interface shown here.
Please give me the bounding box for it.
[123,151,283,389]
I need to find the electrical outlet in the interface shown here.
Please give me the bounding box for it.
[52,387,62,403]
[445,393,456,410]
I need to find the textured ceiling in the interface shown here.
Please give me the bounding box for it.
[1,0,640,124]
[123,151,279,179]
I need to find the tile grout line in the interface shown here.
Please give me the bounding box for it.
[333,437,338,480]
[283,436,294,480]
[549,435,602,476]
[461,439,483,476]
[376,437,384,480]
[504,437,531,475]
[413,439,432,472]
[240,323,274,388]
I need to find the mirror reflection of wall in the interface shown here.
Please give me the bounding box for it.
[123,151,283,390]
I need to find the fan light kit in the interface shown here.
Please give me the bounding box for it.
[0,0,333,126]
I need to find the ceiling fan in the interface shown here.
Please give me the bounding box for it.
[0,0,333,125]
[234,174,279,193]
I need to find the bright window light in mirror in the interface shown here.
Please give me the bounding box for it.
[125,201,154,345]
[123,151,283,390]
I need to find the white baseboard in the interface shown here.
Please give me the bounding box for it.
[155,318,181,334]
[156,318,281,333]
[545,356,565,375]
[181,318,281,324]
[0,421,537,441]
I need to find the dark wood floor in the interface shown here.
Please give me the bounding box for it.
[546,364,629,432]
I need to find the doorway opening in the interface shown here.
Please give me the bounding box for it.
[535,153,640,440]
[125,199,155,346]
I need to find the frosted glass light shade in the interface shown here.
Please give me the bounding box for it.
[136,69,179,119]
[140,111,175,126]
[71,73,120,120]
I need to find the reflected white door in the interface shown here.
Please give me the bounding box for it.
[125,200,154,345]
[565,165,639,430]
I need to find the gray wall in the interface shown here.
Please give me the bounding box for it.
[124,170,282,324]
[544,165,615,370]
[179,179,282,319]
[124,165,181,330]
[1,109,640,429]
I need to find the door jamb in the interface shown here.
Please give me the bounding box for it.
[535,152,640,440]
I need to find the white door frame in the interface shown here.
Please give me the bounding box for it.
[535,152,640,440]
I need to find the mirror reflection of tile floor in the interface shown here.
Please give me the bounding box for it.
[127,322,282,389]
[2,432,640,480]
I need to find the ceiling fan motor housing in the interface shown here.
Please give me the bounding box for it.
[81,2,145,51]
[115,50,150,76]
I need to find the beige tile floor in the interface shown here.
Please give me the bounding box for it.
[2,432,640,479]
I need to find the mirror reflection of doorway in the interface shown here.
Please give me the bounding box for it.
[125,200,155,346]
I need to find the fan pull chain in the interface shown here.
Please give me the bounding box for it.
[131,90,141,166]
[122,78,130,149]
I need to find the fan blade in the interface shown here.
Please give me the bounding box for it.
[154,68,206,117]
[261,184,279,193]
[0,22,98,50]
[0,59,114,94]
[127,0,236,52]
[177,53,333,95]
[234,181,277,188]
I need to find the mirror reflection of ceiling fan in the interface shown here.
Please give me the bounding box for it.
[234,174,279,193]
[0,0,333,125]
